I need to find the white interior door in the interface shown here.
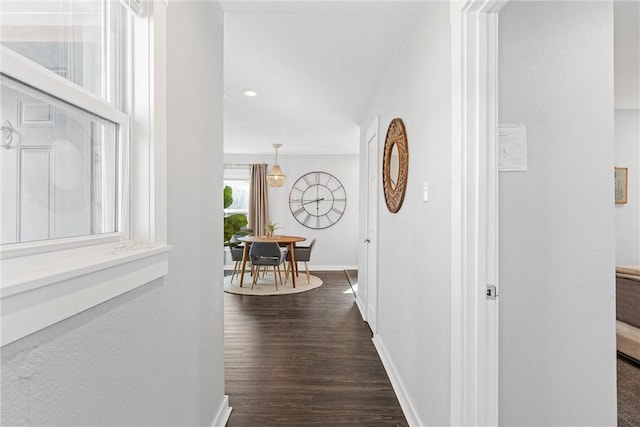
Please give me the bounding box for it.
[366,117,379,334]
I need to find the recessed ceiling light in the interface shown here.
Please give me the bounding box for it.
[242,89,257,97]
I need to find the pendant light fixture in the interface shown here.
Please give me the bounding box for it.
[267,144,286,187]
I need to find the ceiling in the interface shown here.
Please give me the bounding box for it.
[222,1,639,155]
[221,1,419,155]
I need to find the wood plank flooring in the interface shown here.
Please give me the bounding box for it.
[224,271,408,426]
[618,354,640,427]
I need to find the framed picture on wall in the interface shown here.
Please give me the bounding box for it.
[615,167,628,205]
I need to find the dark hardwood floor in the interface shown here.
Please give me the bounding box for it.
[224,271,407,426]
[618,354,640,427]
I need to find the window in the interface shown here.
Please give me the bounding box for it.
[0,0,130,106]
[1,0,131,248]
[0,0,169,346]
[0,75,120,245]
[224,164,251,216]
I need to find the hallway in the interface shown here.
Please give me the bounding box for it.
[224,271,407,426]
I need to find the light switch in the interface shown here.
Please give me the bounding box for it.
[423,181,429,202]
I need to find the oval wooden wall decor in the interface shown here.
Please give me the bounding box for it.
[382,118,409,213]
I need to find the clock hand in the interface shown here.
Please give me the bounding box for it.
[301,197,325,205]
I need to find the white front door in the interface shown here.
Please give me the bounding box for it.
[365,117,379,334]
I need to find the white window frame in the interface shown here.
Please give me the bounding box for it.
[0,48,129,254]
[0,0,169,347]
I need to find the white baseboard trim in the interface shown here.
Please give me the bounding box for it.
[372,336,422,427]
[210,394,232,427]
[223,264,357,271]
[355,295,366,321]
[309,265,358,271]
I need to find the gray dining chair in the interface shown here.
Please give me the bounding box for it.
[229,245,245,284]
[249,242,288,290]
[293,238,316,284]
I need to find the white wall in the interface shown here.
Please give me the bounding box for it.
[224,153,359,269]
[358,3,452,425]
[613,0,639,266]
[165,1,227,424]
[498,2,617,426]
[0,2,228,425]
[614,0,640,111]
[615,109,640,265]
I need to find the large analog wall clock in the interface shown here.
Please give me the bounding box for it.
[289,172,347,229]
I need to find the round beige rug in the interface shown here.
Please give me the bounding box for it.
[223,272,322,296]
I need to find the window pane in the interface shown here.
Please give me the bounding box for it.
[224,180,250,214]
[0,0,128,107]
[0,74,118,244]
[224,165,250,215]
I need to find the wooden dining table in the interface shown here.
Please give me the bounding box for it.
[237,235,306,288]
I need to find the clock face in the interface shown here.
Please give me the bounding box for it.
[289,172,347,229]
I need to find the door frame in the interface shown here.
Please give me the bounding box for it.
[450,1,507,425]
[361,115,379,332]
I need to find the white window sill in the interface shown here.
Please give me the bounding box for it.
[1,242,171,346]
